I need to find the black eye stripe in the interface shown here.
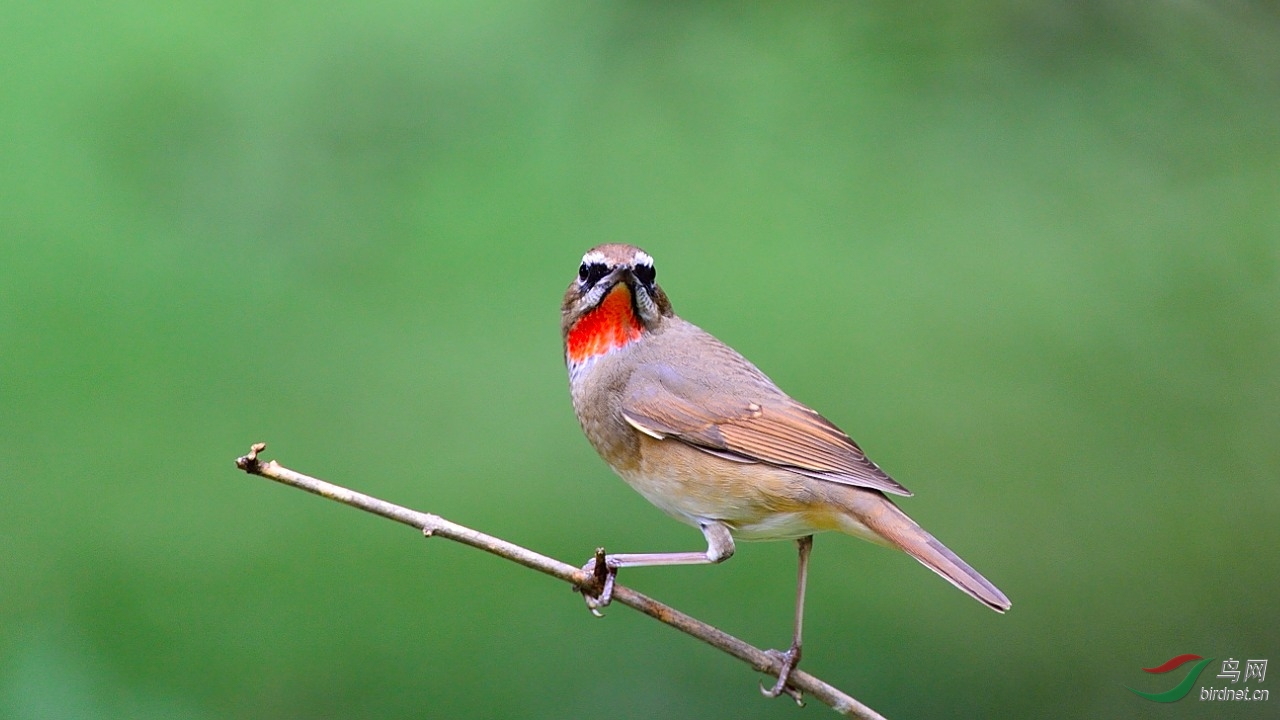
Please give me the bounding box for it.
[580,262,610,287]
[633,263,656,285]
[578,260,656,289]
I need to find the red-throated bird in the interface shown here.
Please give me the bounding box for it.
[561,244,1009,697]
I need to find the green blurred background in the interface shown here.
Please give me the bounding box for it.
[3,2,1277,718]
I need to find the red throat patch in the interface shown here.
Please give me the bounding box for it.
[567,284,644,364]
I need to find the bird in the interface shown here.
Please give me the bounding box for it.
[561,243,1010,699]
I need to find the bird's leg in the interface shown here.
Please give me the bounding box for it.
[761,535,812,704]
[580,521,735,616]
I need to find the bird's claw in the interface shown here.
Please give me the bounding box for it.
[580,548,617,617]
[759,645,804,704]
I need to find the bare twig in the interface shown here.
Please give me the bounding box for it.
[233,442,887,719]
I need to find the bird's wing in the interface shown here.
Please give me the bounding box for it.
[621,363,912,496]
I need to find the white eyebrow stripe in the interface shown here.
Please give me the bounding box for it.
[632,250,654,267]
[581,250,609,265]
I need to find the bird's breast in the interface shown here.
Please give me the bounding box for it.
[568,345,645,474]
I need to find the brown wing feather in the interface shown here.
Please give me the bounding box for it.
[622,363,911,496]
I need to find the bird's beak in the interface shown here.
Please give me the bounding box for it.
[604,265,633,289]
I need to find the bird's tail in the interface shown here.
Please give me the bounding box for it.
[836,491,1011,613]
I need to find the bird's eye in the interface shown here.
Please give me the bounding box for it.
[633,263,656,286]
[579,262,610,287]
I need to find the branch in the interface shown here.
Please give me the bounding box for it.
[233,443,887,719]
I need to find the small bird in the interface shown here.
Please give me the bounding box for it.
[562,244,1009,698]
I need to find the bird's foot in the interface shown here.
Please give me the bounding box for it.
[579,547,617,617]
[759,643,804,704]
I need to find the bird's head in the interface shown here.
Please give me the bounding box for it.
[561,244,672,366]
